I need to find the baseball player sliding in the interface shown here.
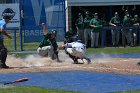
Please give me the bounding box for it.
[37,23,60,62]
[61,40,91,64]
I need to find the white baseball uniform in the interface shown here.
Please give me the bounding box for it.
[37,46,54,58]
[65,41,86,59]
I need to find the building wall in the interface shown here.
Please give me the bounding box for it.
[68,0,140,6]
[0,0,19,3]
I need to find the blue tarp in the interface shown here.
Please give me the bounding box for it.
[87,54,140,58]
[0,71,140,93]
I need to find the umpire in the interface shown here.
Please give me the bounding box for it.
[0,16,12,68]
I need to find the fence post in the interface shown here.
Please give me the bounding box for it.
[101,29,105,48]
[19,0,23,51]
[14,30,16,51]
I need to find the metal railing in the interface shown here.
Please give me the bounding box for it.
[101,26,140,47]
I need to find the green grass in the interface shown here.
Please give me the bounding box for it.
[0,86,140,93]
[116,90,140,93]
[86,46,140,54]
[0,86,81,93]
[5,35,39,52]
[4,34,140,54]
[3,34,140,93]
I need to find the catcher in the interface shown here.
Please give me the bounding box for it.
[61,40,91,64]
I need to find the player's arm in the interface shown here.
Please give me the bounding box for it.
[60,42,73,49]
[90,19,96,28]
[109,18,116,26]
[90,22,96,28]
[0,28,12,39]
[42,23,47,35]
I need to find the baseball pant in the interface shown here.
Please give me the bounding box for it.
[37,46,54,59]
[66,47,86,59]
[91,31,100,48]
[0,40,7,67]
[84,28,91,47]
[111,29,120,46]
[122,29,133,46]
[77,29,84,43]
[132,29,138,46]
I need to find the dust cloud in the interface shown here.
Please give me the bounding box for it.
[6,50,72,67]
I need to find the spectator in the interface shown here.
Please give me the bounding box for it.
[90,13,103,48]
[131,14,140,46]
[0,16,12,68]
[83,11,92,48]
[109,12,121,47]
[75,13,84,43]
[122,14,133,47]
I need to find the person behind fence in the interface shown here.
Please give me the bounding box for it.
[75,13,84,43]
[124,10,132,19]
[131,14,140,46]
[61,40,91,64]
[0,16,12,68]
[64,28,78,44]
[90,13,103,48]
[109,12,121,47]
[37,23,54,59]
[122,14,133,47]
[83,11,92,48]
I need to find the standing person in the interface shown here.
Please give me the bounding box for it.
[122,14,133,47]
[75,13,84,43]
[90,13,102,48]
[131,15,140,46]
[83,11,92,48]
[37,23,54,59]
[0,16,12,68]
[109,12,121,47]
[124,10,131,19]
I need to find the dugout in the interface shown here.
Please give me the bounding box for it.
[66,0,140,47]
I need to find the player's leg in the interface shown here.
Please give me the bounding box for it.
[46,46,54,59]
[111,30,115,46]
[54,50,61,62]
[91,31,96,48]
[37,47,48,57]
[116,30,120,47]
[0,47,9,68]
[66,48,78,64]
[85,57,91,64]
[95,31,99,48]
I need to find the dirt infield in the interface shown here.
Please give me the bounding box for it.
[0,51,140,75]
